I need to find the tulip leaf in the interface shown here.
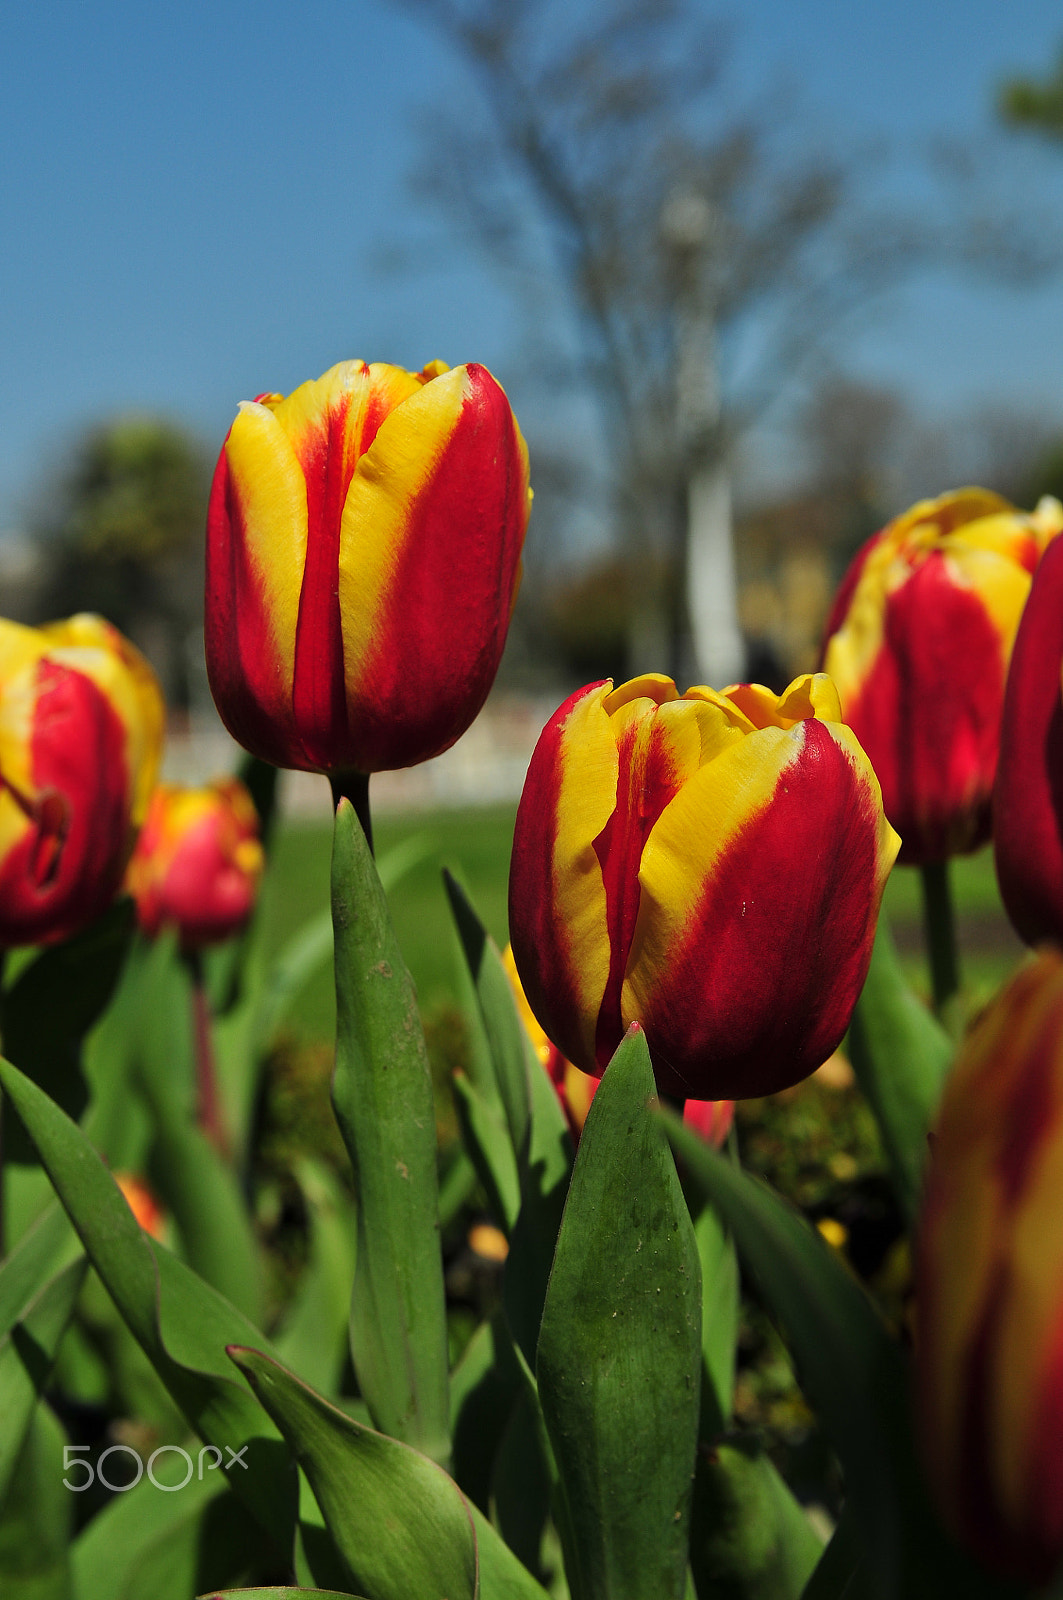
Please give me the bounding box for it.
[229,1345,551,1600]
[0,1399,73,1600]
[693,1198,739,1439]
[503,1042,574,1364]
[450,1313,523,1513]
[799,1510,864,1600]
[452,1069,522,1233]
[0,1257,86,1512]
[272,1160,358,1397]
[537,1024,701,1600]
[689,1438,824,1600]
[444,869,532,1146]
[0,1201,80,1337]
[848,914,954,1221]
[666,1116,1017,1600]
[0,1054,298,1560]
[330,799,449,1464]
[196,1592,365,1598]
[0,899,135,1159]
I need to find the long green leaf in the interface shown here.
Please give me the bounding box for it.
[272,1160,357,1396]
[0,1400,73,1600]
[329,800,449,1463]
[847,915,954,1221]
[0,1055,298,1559]
[693,1198,738,1439]
[452,1070,521,1233]
[0,1257,86,1510]
[0,1202,79,1336]
[197,1591,364,1598]
[230,1346,551,1600]
[537,1025,701,1600]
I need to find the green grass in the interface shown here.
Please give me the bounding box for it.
[258,805,1029,1043]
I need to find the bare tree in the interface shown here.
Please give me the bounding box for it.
[394,0,948,682]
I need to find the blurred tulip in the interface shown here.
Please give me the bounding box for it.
[509,673,898,1101]
[994,532,1063,947]
[126,777,263,949]
[0,614,164,946]
[115,1172,165,1240]
[917,950,1063,1583]
[822,487,1063,864]
[205,359,530,777]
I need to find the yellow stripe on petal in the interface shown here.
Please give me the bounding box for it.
[224,398,310,689]
[623,721,805,1024]
[337,363,470,694]
[938,545,1032,658]
[551,684,624,1069]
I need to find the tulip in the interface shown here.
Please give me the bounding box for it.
[205,359,531,778]
[508,672,898,1101]
[821,487,1063,864]
[0,614,165,946]
[916,950,1063,1584]
[126,777,263,949]
[994,531,1063,947]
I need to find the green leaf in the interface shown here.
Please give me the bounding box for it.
[0,1258,86,1511]
[452,1069,521,1233]
[272,1160,357,1396]
[0,1202,79,1337]
[666,1118,1018,1600]
[537,1025,701,1600]
[847,915,954,1221]
[0,1054,298,1560]
[444,871,532,1150]
[442,871,575,1363]
[230,1346,551,1600]
[689,1439,823,1600]
[197,1591,364,1598]
[450,1313,523,1513]
[329,800,449,1464]
[0,900,135,1159]
[693,1198,739,1439]
[0,1401,73,1600]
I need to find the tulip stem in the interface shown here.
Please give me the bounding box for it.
[330,771,373,855]
[921,859,960,1018]
[186,953,230,1161]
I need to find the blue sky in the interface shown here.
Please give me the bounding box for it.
[3,0,1063,531]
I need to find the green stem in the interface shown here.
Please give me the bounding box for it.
[920,859,960,1018]
[330,770,373,855]
[185,951,230,1161]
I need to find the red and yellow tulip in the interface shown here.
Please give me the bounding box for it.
[0,614,164,946]
[509,672,898,1101]
[994,531,1063,947]
[822,488,1063,864]
[126,777,263,950]
[205,359,531,776]
[917,950,1063,1583]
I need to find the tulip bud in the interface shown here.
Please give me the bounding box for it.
[994,532,1063,947]
[125,777,263,950]
[509,672,898,1100]
[205,359,531,777]
[916,950,1063,1584]
[822,488,1063,864]
[0,614,164,946]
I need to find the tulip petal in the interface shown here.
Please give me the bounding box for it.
[337,363,530,771]
[625,718,898,1098]
[509,683,617,1074]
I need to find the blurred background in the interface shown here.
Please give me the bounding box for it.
[5,0,1063,820]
